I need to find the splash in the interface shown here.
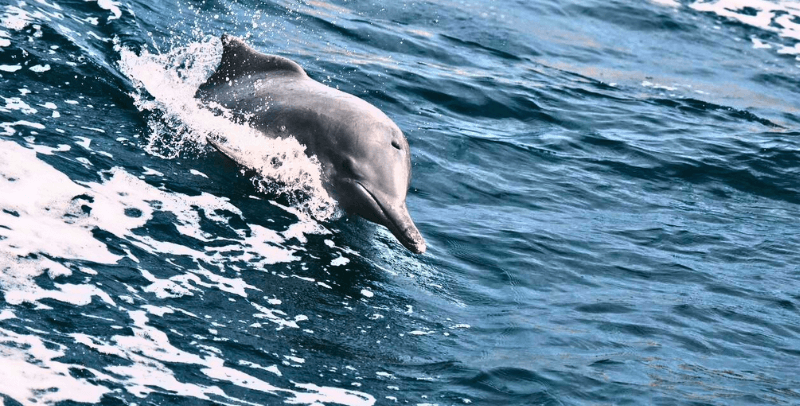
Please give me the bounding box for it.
[117,36,337,220]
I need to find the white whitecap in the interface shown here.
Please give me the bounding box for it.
[0,64,21,72]
[29,64,50,73]
[190,169,208,178]
[90,0,123,20]
[2,97,37,114]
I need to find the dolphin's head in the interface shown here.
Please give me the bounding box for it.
[325,108,426,254]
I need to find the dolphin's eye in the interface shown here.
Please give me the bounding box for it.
[391,140,401,150]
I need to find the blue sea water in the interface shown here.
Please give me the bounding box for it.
[1,0,800,405]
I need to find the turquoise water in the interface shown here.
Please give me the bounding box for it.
[1,0,799,405]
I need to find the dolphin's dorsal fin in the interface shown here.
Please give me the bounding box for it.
[202,34,306,88]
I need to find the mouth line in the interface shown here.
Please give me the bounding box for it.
[354,181,420,250]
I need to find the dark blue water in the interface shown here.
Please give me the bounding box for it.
[2,0,800,405]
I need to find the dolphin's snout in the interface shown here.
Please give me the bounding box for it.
[386,204,427,254]
[353,182,426,254]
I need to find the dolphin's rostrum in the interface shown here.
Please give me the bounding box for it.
[196,35,426,254]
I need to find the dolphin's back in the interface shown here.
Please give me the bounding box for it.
[197,36,391,147]
[197,36,333,143]
[200,34,307,90]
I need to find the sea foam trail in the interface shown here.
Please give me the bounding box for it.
[0,137,371,405]
[0,137,298,305]
[117,37,337,220]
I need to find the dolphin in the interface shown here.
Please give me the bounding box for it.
[196,35,426,254]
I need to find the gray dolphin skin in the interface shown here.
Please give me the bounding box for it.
[196,35,426,254]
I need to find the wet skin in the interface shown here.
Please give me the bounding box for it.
[197,35,426,254]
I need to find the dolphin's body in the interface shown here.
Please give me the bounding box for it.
[196,35,426,254]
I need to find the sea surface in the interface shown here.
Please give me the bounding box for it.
[1,0,800,405]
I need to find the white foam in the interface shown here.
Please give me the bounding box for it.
[0,328,110,405]
[1,5,33,31]
[751,37,772,49]
[69,310,375,405]
[29,64,50,73]
[691,0,800,51]
[81,126,106,133]
[84,168,308,274]
[642,80,678,91]
[141,166,164,176]
[213,224,301,266]
[239,360,283,376]
[79,0,122,20]
[0,30,9,48]
[2,97,37,114]
[0,139,320,310]
[6,282,115,307]
[777,43,800,55]
[0,120,46,136]
[190,169,208,178]
[74,137,92,151]
[287,383,375,406]
[0,140,122,306]
[252,302,305,329]
[34,0,62,11]
[1,100,33,119]
[651,0,680,7]
[331,255,350,266]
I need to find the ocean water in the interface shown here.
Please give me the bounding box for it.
[1,0,800,405]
